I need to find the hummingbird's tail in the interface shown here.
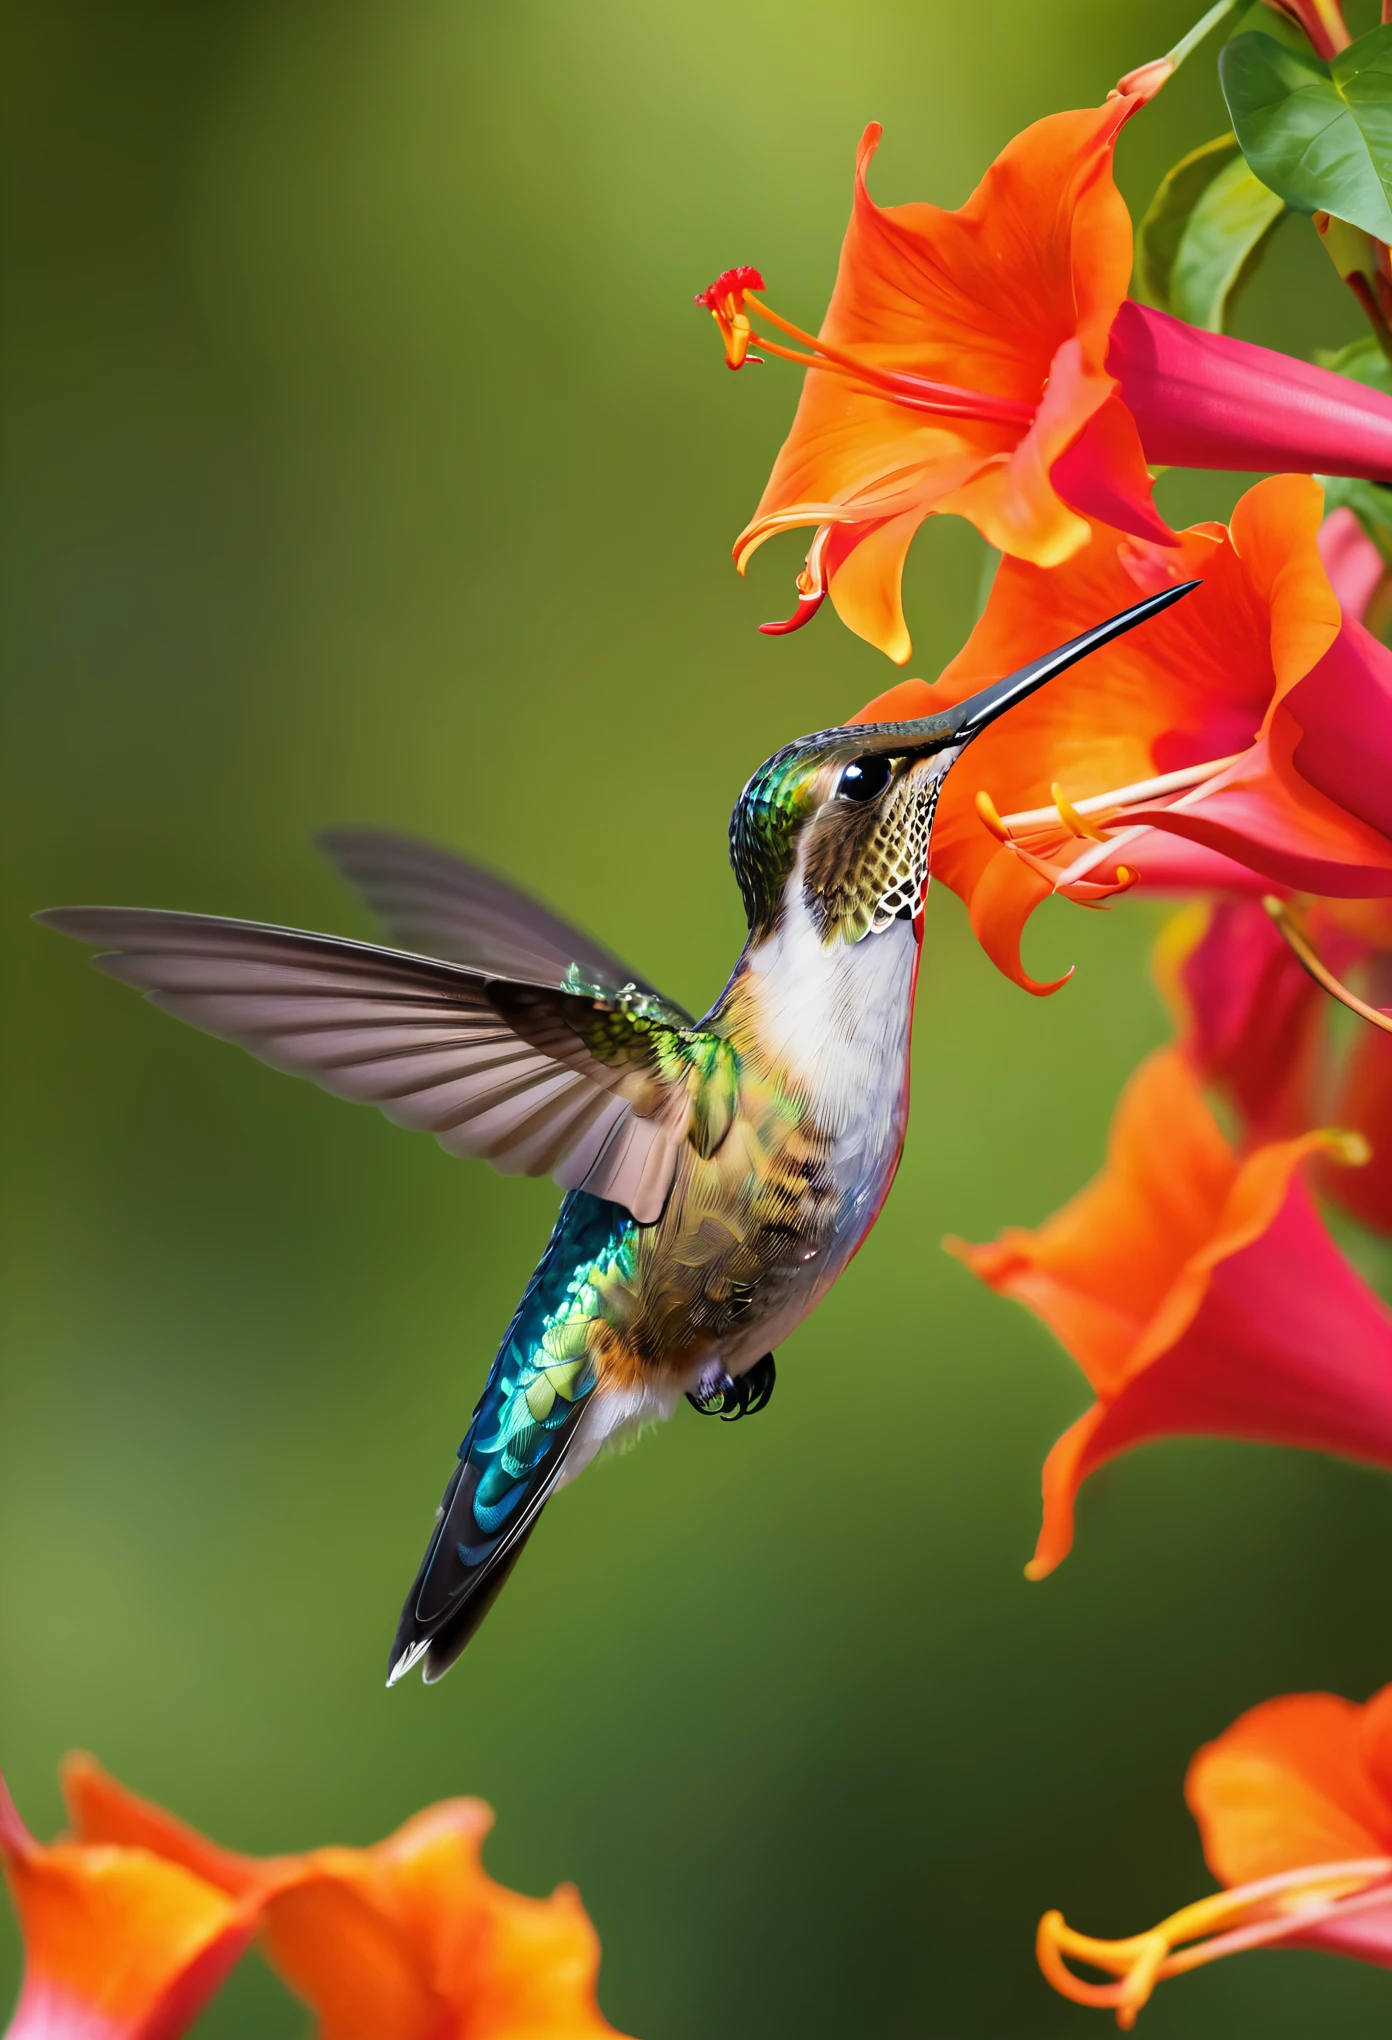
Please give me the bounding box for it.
[388,1191,632,1686]
[387,1399,585,1686]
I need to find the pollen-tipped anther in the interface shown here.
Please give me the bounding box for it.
[694,265,766,369]
[975,789,1009,842]
[1052,781,1110,842]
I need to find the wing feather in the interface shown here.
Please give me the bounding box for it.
[319,827,688,1013]
[38,906,695,1223]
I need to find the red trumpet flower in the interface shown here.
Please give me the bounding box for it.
[947,1046,1392,1580]
[701,106,1392,660]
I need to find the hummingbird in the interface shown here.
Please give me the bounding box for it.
[39,582,1194,1684]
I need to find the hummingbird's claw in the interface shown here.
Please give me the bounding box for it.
[686,1352,776,1421]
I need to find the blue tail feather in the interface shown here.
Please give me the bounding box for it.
[388,1191,638,1684]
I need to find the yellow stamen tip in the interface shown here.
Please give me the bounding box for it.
[1330,1130,1372,1167]
[976,788,1009,841]
[1051,780,1110,842]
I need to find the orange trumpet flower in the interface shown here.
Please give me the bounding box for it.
[701,104,1392,661]
[1040,1679,1392,2025]
[2,1755,627,2040]
[699,101,1159,662]
[946,1046,1392,1579]
[854,476,1392,993]
[0,1766,260,2040]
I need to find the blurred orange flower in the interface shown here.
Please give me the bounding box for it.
[0,1766,259,2040]
[3,1756,627,2040]
[1039,1679,1392,2025]
[855,477,1392,993]
[947,1046,1392,1579]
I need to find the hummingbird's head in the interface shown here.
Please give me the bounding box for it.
[728,581,1199,946]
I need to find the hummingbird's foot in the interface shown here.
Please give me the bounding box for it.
[686,1352,776,1421]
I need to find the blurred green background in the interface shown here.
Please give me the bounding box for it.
[6,1,1392,2033]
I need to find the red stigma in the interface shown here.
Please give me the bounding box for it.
[694,265,765,310]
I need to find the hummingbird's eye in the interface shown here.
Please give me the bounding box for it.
[838,754,894,803]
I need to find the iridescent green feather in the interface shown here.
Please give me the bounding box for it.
[457,1195,637,1547]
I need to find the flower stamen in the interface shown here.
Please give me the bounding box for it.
[1052,781,1111,841]
[1265,895,1392,1035]
[694,266,766,369]
[1039,1858,1392,2027]
[974,751,1248,898]
[997,754,1245,836]
[696,269,1036,426]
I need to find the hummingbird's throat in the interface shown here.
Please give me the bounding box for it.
[802,766,942,946]
[868,774,938,934]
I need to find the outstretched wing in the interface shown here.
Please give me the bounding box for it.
[38,907,709,1223]
[319,827,688,1013]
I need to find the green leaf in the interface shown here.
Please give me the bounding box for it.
[1139,133,1286,332]
[1319,472,1392,564]
[1315,334,1392,396]
[1140,137,1239,306]
[1220,25,1392,243]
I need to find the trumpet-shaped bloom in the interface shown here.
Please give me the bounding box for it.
[854,476,1392,993]
[257,1801,619,2040]
[702,108,1392,661]
[0,1767,258,2040]
[3,1757,626,2040]
[1154,898,1329,1143]
[1158,893,1392,1232]
[1039,1681,1392,2025]
[946,1047,1392,1579]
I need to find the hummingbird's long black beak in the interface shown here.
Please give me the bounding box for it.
[892,579,1201,752]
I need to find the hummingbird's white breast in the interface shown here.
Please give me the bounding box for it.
[742,879,920,1242]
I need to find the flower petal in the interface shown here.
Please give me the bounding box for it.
[823,510,923,667]
[0,1772,253,2040]
[1319,507,1385,623]
[1154,898,1325,1140]
[1049,393,1175,547]
[1187,1693,1392,1884]
[258,1799,622,2040]
[1125,719,1392,897]
[258,1854,450,2040]
[1286,618,1392,842]
[949,1049,1237,1402]
[1322,1025,1392,1236]
[61,1756,268,1900]
[950,1048,1392,1576]
[740,102,1141,654]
